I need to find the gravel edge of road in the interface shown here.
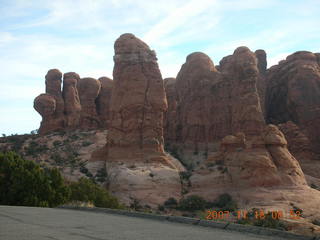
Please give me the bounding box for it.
[56,206,319,240]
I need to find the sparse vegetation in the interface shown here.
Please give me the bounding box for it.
[130,198,142,211]
[164,197,178,208]
[311,183,319,190]
[82,141,93,147]
[237,209,287,231]
[95,168,107,183]
[53,140,62,148]
[207,193,238,211]
[25,141,48,156]
[177,195,207,211]
[179,171,192,181]
[312,219,320,226]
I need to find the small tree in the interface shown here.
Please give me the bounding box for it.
[69,177,122,209]
[0,151,70,207]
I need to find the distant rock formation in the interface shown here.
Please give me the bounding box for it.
[34,69,65,133]
[265,51,320,156]
[34,71,113,134]
[106,33,184,206]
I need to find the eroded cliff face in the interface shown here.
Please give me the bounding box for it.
[34,71,113,134]
[165,47,268,168]
[265,51,320,156]
[106,33,184,207]
[188,48,307,198]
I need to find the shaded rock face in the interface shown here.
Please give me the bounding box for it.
[278,121,320,178]
[163,78,178,143]
[165,47,266,167]
[106,33,183,206]
[265,51,320,155]
[63,72,81,129]
[255,49,267,116]
[96,77,113,128]
[78,77,101,129]
[34,70,113,134]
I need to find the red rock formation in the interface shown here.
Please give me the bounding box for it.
[106,33,183,206]
[62,72,81,129]
[96,77,113,128]
[265,51,320,155]
[77,77,101,129]
[228,47,265,136]
[35,70,115,133]
[165,48,265,167]
[108,33,168,159]
[34,69,65,134]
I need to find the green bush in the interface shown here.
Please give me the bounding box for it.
[179,171,192,181]
[208,193,238,211]
[177,195,207,211]
[164,197,178,208]
[82,141,93,147]
[0,151,70,207]
[69,177,121,209]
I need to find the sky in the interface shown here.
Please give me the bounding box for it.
[0,0,319,135]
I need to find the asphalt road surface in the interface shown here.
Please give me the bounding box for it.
[0,206,291,240]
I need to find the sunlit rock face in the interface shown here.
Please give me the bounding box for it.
[106,33,184,207]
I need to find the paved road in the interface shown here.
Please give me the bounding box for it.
[0,206,290,240]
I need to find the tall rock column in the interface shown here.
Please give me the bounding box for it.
[108,33,168,160]
[62,72,81,129]
[78,77,101,129]
[34,69,65,134]
[229,47,265,137]
[96,77,113,128]
[106,33,184,207]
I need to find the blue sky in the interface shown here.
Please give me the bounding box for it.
[0,0,319,135]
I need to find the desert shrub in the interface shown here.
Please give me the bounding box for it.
[51,153,64,166]
[179,171,192,181]
[53,140,62,148]
[210,193,238,211]
[177,195,207,211]
[0,151,70,207]
[6,134,28,152]
[158,205,165,211]
[312,219,320,226]
[95,168,107,183]
[70,134,80,141]
[80,166,89,174]
[25,141,48,156]
[164,197,178,208]
[82,141,93,147]
[130,198,142,211]
[237,210,287,231]
[69,177,121,209]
